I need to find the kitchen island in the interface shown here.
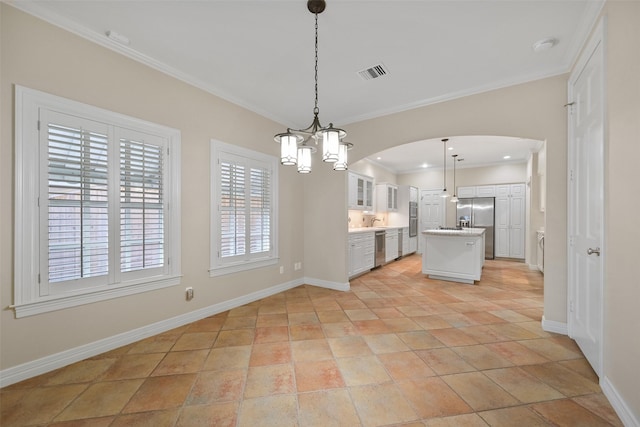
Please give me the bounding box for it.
[422,228,486,284]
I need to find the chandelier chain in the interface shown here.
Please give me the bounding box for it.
[274,1,350,173]
[314,12,319,115]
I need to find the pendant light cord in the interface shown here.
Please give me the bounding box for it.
[443,140,447,190]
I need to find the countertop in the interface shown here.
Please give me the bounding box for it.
[348,226,406,234]
[422,228,486,237]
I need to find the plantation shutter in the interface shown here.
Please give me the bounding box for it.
[219,157,246,258]
[120,135,165,273]
[46,114,110,284]
[249,165,271,255]
[218,155,272,262]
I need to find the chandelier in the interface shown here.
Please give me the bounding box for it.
[274,0,352,174]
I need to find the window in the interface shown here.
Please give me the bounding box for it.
[210,140,278,276]
[14,86,181,317]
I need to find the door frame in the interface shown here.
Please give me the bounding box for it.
[567,17,606,377]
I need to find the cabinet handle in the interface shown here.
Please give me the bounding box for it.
[466,242,475,246]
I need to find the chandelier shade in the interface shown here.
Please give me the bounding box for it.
[277,133,302,165]
[273,0,352,173]
[297,145,314,174]
[333,142,352,171]
[320,127,343,163]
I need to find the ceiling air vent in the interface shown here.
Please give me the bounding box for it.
[357,63,389,81]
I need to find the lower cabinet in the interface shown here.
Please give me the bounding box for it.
[409,236,418,254]
[348,232,375,278]
[422,232,485,284]
[401,227,409,255]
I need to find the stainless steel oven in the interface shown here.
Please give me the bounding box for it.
[409,217,418,237]
[409,202,418,218]
[374,230,385,267]
[409,202,418,237]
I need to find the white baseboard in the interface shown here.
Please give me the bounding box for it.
[0,278,307,388]
[303,276,350,292]
[541,316,568,335]
[601,375,640,427]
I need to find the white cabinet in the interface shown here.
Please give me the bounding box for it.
[457,186,476,198]
[348,231,375,278]
[476,185,496,197]
[457,185,495,198]
[422,231,485,284]
[409,236,418,254]
[495,183,525,259]
[348,172,374,211]
[409,186,419,203]
[376,183,398,212]
[385,228,399,262]
[401,227,409,255]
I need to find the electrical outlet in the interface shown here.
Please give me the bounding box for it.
[279,266,284,274]
[294,262,302,271]
[185,287,194,301]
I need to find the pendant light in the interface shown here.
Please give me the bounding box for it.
[450,154,459,203]
[441,138,450,198]
[333,142,349,171]
[297,145,313,174]
[274,0,353,173]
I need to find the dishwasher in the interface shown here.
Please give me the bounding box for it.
[374,230,386,267]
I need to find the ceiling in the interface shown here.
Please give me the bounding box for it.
[11,0,602,171]
[367,136,543,174]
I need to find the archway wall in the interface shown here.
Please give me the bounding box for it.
[303,75,568,325]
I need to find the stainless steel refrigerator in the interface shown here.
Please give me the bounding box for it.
[457,197,495,259]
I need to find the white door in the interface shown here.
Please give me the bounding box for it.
[568,21,604,377]
[420,190,445,253]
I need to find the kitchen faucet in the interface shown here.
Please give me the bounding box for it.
[371,217,382,227]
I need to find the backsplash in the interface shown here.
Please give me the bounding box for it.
[348,210,387,228]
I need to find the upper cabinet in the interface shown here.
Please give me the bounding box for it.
[457,186,476,198]
[457,185,496,198]
[376,183,398,212]
[348,172,374,211]
[409,186,419,203]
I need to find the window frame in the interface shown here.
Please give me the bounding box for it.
[210,139,278,277]
[14,86,182,318]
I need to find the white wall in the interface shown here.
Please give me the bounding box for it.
[599,1,640,421]
[404,163,528,228]
[0,5,305,371]
[3,3,638,421]
[311,75,569,332]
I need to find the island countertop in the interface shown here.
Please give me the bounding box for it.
[422,227,486,237]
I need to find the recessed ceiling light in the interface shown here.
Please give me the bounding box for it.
[503,155,511,159]
[448,147,454,151]
[532,37,558,52]
[376,156,382,160]
[422,163,428,168]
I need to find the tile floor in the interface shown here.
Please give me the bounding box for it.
[0,256,623,426]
